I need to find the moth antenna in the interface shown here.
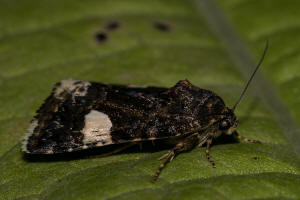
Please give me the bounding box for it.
[232,40,268,111]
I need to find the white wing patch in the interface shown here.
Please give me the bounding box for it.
[54,79,91,101]
[82,110,113,146]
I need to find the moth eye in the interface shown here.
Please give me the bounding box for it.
[220,120,230,130]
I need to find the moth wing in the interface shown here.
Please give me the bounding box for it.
[22,80,173,154]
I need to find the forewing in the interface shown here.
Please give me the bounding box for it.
[23,80,170,154]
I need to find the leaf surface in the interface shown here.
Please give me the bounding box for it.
[0,0,299,199]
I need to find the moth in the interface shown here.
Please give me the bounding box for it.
[22,42,268,182]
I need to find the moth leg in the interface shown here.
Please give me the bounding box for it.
[157,151,171,161]
[152,133,198,182]
[205,138,216,168]
[233,131,261,144]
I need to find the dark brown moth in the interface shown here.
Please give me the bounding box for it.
[22,42,268,182]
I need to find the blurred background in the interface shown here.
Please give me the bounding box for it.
[0,0,300,200]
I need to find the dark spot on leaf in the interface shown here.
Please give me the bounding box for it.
[154,21,171,32]
[106,21,120,31]
[252,156,260,160]
[95,32,107,42]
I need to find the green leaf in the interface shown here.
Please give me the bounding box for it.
[0,0,300,200]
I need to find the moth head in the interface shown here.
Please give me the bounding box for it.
[219,109,238,135]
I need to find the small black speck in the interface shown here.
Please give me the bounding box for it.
[154,21,171,32]
[95,32,107,42]
[253,156,260,160]
[106,21,120,31]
